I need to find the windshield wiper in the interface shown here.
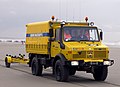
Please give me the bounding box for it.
[70,40,78,41]
[79,39,90,41]
[79,40,97,42]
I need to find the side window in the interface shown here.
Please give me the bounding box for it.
[89,29,99,41]
[56,29,60,41]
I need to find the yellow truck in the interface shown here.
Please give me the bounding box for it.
[26,17,114,82]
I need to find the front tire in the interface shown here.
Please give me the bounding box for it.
[55,60,69,82]
[31,57,43,76]
[93,66,108,81]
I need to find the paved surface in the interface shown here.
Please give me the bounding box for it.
[0,43,120,87]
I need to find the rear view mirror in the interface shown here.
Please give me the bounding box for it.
[100,31,103,40]
[49,29,53,37]
[60,43,65,49]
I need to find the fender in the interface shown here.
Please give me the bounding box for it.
[53,53,68,66]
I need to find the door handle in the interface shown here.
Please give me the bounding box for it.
[53,45,58,48]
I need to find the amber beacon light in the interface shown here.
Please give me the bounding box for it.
[85,17,88,22]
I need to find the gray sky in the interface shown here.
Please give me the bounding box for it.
[0,0,120,40]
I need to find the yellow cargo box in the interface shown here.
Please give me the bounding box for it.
[26,21,50,54]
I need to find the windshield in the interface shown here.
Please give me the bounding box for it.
[64,26,99,42]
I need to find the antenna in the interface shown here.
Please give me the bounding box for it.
[73,7,75,22]
[65,0,68,21]
[59,0,61,20]
[71,0,75,22]
[79,0,82,22]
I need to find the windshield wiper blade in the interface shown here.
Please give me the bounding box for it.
[79,40,97,42]
[79,39,90,41]
[66,39,80,42]
[69,40,78,41]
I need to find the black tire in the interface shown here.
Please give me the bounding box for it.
[28,59,32,67]
[5,57,10,68]
[69,68,76,75]
[31,57,43,76]
[93,66,108,81]
[55,60,69,82]
[52,66,55,75]
[28,53,34,67]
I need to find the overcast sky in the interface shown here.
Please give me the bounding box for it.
[0,0,120,39]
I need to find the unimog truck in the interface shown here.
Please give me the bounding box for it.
[26,16,114,82]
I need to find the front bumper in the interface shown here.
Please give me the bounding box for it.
[65,60,114,67]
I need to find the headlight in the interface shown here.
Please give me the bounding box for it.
[71,61,79,66]
[104,61,111,65]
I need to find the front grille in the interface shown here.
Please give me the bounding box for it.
[73,51,86,58]
[94,51,106,58]
[73,50,107,59]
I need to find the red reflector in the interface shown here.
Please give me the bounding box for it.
[82,48,84,50]
[68,51,72,54]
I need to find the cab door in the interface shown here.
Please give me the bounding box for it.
[51,29,61,57]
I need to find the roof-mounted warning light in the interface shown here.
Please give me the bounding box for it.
[61,21,66,28]
[51,16,55,21]
[85,17,88,22]
[90,22,94,26]
[61,21,66,25]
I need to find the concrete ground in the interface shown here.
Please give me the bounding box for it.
[0,42,120,87]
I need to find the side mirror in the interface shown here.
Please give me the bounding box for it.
[60,43,65,49]
[49,29,53,37]
[100,31,103,40]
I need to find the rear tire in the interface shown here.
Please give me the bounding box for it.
[55,60,69,82]
[93,66,108,81]
[5,57,10,68]
[31,57,43,76]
